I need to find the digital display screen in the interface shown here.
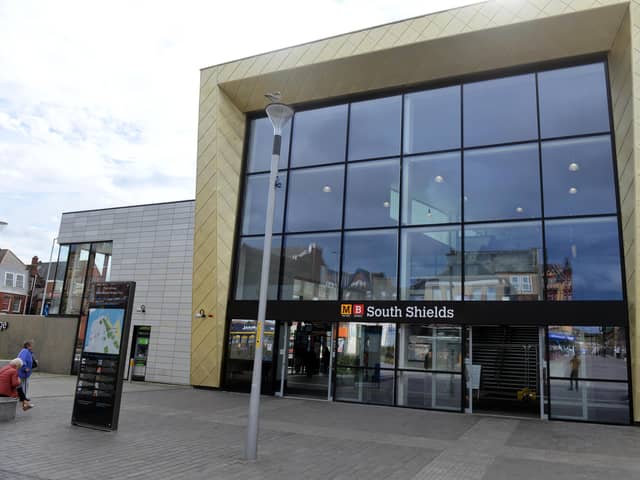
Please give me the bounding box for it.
[83,308,125,355]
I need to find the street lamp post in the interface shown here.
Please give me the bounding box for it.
[245,100,293,461]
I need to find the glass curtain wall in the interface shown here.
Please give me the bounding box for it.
[232,59,629,418]
[45,241,113,372]
[235,60,623,305]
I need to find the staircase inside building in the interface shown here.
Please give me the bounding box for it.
[472,326,539,416]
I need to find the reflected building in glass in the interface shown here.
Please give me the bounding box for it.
[194,0,640,427]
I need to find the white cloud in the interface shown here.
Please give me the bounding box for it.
[0,0,482,262]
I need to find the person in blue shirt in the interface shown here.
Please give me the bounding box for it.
[17,340,35,401]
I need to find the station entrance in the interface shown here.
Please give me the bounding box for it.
[275,321,334,400]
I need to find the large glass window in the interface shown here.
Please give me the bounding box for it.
[397,324,462,410]
[348,96,401,161]
[538,63,610,139]
[341,230,398,300]
[404,86,461,154]
[403,152,461,225]
[400,226,461,300]
[464,222,543,301]
[290,105,348,167]
[286,165,344,232]
[344,159,400,229]
[545,217,622,300]
[542,136,616,217]
[60,243,91,315]
[246,117,291,173]
[463,74,538,147]
[241,173,287,235]
[335,323,396,405]
[464,143,541,222]
[234,236,281,300]
[548,326,629,424]
[281,233,340,300]
[48,244,69,315]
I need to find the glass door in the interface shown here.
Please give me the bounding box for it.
[281,321,333,399]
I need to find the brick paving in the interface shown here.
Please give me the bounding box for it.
[1,373,639,479]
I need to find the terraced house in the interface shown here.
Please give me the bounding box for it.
[192,0,640,425]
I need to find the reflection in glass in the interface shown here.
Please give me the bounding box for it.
[545,217,622,300]
[241,173,287,235]
[60,243,91,315]
[246,117,291,173]
[48,244,70,315]
[464,74,537,147]
[336,323,396,368]
[291,105,348,167]
[400,226,461,300]
[281,233,340,300]
[542,136,616,217]
[341,230,398,300]
[464,143,541,222]
[404,86,461,154]
[403,152,461,225]
[225,319,276,392]
[286,165,344,232]
[538,63,610,139]
[398,325,462,371]
[235,236,281,300]
[548,326,628,381]
[549,379,630,424]
[227,319,275,361]
[349,96,401,161]
[344,159,400,228]
[396,371,461,410]
[464,222,543,301]
[335,367,394,405]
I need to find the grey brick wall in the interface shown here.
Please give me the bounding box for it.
[58,200,194,385]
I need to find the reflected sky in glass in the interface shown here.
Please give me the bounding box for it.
[345,159,399,229]
[404,86,461,154]
[545,217,622,300]
[464,143,541,222]
[291,105,348,167]
[349,96,401,161]
[341,229,398,300]
[539,63,610,138]
[464,74,537,147]
[246,117,291,173]
[286,165,344,232]
[542,135,616,217]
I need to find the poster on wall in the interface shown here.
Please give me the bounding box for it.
[71,281,135,431]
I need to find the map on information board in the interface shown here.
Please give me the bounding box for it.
[84,308,124,355]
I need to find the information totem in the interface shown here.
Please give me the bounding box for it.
[71,281,135,431]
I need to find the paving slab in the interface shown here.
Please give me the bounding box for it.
[0,373,639,480]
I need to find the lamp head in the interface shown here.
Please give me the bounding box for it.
[265,102,294,136]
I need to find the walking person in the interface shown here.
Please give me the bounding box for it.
[568,352,581,391]
[17,340,35,401]
[0,358,33,411]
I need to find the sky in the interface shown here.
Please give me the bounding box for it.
[0,0,482,264]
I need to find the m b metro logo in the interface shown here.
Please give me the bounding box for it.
[340,303,364,317]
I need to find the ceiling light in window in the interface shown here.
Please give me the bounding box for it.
[383,201,390,208]
[516,207,523,213]
[569,162,579,172]
[322,185,332,193]
[434,175,444,183]
[568,187,577,194]
[463,196,468,202]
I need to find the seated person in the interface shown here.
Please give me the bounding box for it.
[0,358,33,411]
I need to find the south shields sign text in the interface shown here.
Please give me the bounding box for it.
[340,303,455,320]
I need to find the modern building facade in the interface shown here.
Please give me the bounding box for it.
[193,0,640,424]
[52,200,194,384]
